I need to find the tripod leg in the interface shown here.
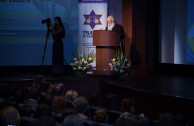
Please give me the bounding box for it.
[41,29,50,74]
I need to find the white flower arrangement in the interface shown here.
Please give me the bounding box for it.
[109,43,131,74]
[71,45,94,74]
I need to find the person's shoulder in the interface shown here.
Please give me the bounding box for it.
[117,23,123,28]
[114,23,121,27]
[114,23,123,30]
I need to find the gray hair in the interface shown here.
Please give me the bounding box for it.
[62,114,81,126]
[73,96,88,113]
[107,15,115,22]
[65,90,78,101]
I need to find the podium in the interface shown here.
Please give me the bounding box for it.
[93,30,120,75]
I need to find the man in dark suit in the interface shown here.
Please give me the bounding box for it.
[105,16,125,53]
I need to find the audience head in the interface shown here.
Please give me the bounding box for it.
[73,96,88,114]
[65,90,78,101]
[88,93,101,106]
[54,83,65,96]
[63,107,77,119]
[48,83,65,96]
[47,84,56,94]
[114,112,145,126]
[94,109,107,123]
[120,97,135,113]
[40,94,54,105]
[62,114,82,126]
[33,74,45,88]
[119,112,133,119]
[52,96,66,114]
[39,81,51,92]
[105,94,118,110]
[0,106,20,126]
[35,104,52,118]
[28,87,40,100]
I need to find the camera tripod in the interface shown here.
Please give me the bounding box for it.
[40,23,52,74]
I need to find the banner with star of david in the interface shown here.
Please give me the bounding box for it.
[78,0,107,68]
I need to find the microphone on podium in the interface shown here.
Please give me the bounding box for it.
[99,28,104,30]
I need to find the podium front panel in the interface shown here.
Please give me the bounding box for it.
[96,47,119,70]
[93,30,120,46]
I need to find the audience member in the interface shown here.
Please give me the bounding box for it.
[65,90,78,101]
[39,81,51,92]
[88,93,101,106]
[51,96,66,124]
[52,96,66,114]
[40,93,54,105]
[120,97,135,114]
[105,94,118,110]
[62,114,82,126]
[48,83,65,96]
[114,112,145,126]
[32,74,45,89]
[0,106,21,126]
[34,104,52,118]
[73,96,89,120]
[94,109,107,124]
[24,87,40,111]
[63,107,77,118]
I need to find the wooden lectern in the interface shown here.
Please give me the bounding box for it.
[93,30,120,75]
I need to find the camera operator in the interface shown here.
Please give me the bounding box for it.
[49,17,66,74]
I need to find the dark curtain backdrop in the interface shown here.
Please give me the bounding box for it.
[122,0,160,74]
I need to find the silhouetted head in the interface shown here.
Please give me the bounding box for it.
[54,17,63,27]
[65,90,78,101]
[0,106,21,126]
[73,96,88,113]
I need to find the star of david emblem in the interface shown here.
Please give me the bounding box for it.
[83,10,102,29]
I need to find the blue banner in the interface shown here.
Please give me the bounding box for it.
[78,0,107,3]
[187,0,194,63]
[78,0,107,67]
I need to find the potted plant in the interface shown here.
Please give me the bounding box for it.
[70,45,94,78]
[109,43,131,79]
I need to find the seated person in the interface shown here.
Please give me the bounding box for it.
[24,87,40,111]
[65,90,78,101]
[73,96,89,120]
[48,83,65,96]
[62,114,82,126]
[114,112,145,126]
[94,109,107,124]
[0,106,21,126]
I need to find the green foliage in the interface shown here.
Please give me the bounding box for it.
[71,44,95,73]
[109,42,131,74]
